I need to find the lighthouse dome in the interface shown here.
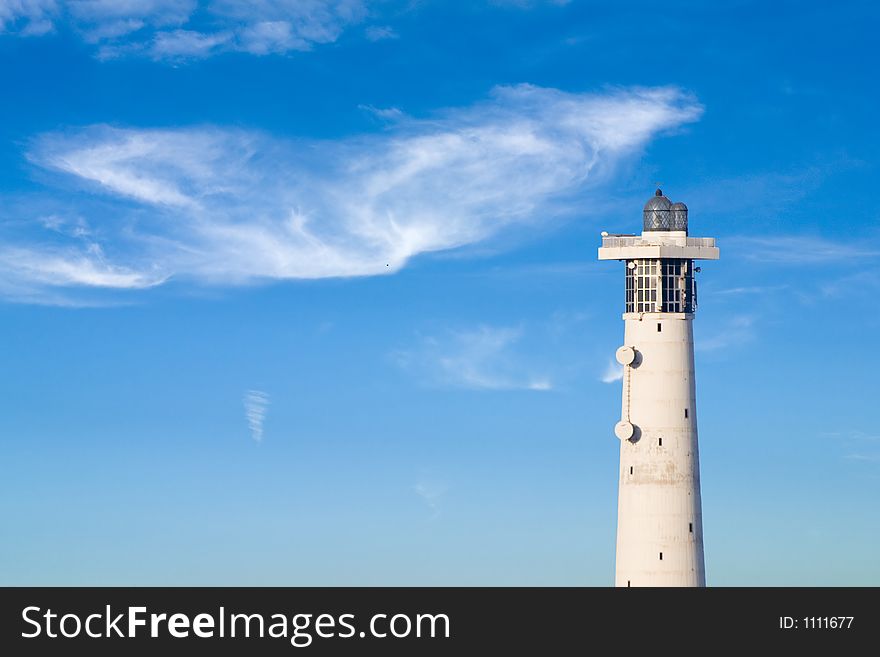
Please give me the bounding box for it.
[670,201,688,232]
[643,189,672,231]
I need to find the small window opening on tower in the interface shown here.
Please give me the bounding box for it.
[684,408,689,419]
[657,323,662,332]
[689,522,693,533]
[627,581,631,587]
[659,552,663,561]
[630,466,633,475]
[658,438,662,446]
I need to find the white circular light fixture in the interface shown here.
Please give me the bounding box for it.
[614,421,635,441]
[615,346,636,366]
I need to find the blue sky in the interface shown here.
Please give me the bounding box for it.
[0,0,877,586]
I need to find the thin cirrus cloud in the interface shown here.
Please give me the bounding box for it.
[600,358,623,383]
[0,0,370,60]
[823,430,880,465]
[413,480,446,517]
[728,235,880,265]
[364,24,397,42]
[0,0,58,35]
[3,84,702,303]
[1,0,571,58]
[393,325,554,391]
[243,389,270,443]
[695,315,755,352]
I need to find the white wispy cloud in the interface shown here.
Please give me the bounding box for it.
[728,235,880,265]
[243,389,269,443]
[713,284,789,296]
[600,358,622,383]
[358,103,405,122]
[364,24,397,41]
[679,168,825,220]
[149,28,233,59]
[695,315,756,352]
[0,0,368,60]
[4,85,701,303]
[38,213,92,237]
[490,0,570,8]
[0,0,58,35]
[823,430,880,465]
[0,244,166,288]
[413,479,446,517]
[393,310,594,391]
[822,430,880,443]
[844,453,880,463]
[394,324,554,391]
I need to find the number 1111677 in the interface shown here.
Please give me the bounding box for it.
[779,617,854,629]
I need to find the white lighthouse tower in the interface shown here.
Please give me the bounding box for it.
[598,189,719,587]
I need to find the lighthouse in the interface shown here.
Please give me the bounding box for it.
[598,189,719,587]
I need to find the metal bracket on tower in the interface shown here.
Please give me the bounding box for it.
[615,346,638,442]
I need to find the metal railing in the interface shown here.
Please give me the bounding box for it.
[601,236,715,248]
